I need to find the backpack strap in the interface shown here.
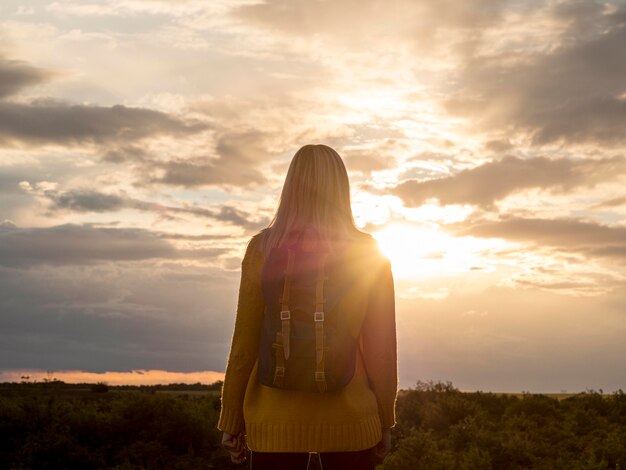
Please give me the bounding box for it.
[314,252,329,393]
[281,248,295,361]
[273,247,295,387]
[272,332,285,387]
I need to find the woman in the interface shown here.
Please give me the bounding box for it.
[218,144,397,469]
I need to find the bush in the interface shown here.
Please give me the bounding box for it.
[384,380,626,469]
[90,382,109,393]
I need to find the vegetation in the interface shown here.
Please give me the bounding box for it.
[1,380,625,469]
[382,380,626,470]
[0,380,231,469]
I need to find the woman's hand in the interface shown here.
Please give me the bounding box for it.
[374,427,392,465]
[221,431,247,464]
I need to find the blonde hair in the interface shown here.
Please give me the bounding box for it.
[259,144,365,257]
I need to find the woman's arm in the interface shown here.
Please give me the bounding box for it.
[360,254,398,429]
[217,235,265,435]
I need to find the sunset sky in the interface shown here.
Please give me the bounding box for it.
[1,0,625,392]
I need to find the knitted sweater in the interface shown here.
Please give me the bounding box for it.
[217,231,398,453]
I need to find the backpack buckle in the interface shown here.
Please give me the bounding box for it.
[315,371,326,381]
[275,366,285,377]
[314,311,324,322]
[280,310,291,320]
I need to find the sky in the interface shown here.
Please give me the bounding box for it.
[1,0,625,392]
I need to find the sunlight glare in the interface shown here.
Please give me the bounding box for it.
[372,223,515,280]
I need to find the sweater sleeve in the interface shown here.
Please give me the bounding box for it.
[217,235,265,435]
[360,253,398,429]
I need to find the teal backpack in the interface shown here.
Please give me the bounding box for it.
[258,228,358,393]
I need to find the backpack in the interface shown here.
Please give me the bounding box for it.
[257,227,358,393]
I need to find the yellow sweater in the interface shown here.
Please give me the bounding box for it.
[217,231,398,453]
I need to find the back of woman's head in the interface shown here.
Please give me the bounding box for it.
[260,144,365,256]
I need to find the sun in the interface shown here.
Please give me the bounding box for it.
[372,223,444,280]
[371,223,508,280]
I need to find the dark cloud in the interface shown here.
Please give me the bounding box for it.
[0,222,236,268]
[443,215,626,263]
[20,185,140,214]
[588,245,626,261]
[45,189,128,213]
[96,101,295,189]
[0,307,227,372]
[211,205,269,231]
[343,139,401,174]
[29,187,154,215]
[391,155,626,208]
[0,99,208,148]
[510,275,626,294]
[397,282,626,391]
[100,145,149,163]
[0,56,53,98]
[23,185,270,231]
[447,215,626,246]
[153,231,232,241]
[590,195,626,209]
[151,157,266,188]
[148,130,275,187]
[483,139,514,153]
[172,203,269,231]
[0,223,177,267]
[0,55,208,149]
[0,261,240,372]
[444,1,626,146]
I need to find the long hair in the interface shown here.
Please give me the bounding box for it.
[259,144,365,257]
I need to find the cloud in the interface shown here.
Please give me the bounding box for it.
[443,1,626,146]
[153,231,232,241]
[21,184,270,231]
[100,145,149,163]
[0,223,236,268]
[0,223,177,267]
[232,0,505,54]
[44,0,220,18]
[0,55,54,98]
[151,155,265,188]
[146,130,278,187]
[42,188,128,213]
[396,283,626,391]
[449,216,626,246]
[590,195,626,209]
[483,139,514,153]
[443,215,626,264]
[0,260,241,372]
[0,167,40,221]
[391,155,626,208]
[588,245,626,261]
[98,98,293,189]
[343,139,401,174]
[0,55,208,149]
[0,220,18,229]
[211,205,269,230]
[0,99,208,148]
[505,268,626,297]
[2,0,626,394]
